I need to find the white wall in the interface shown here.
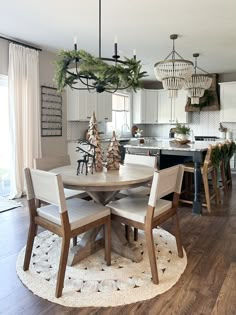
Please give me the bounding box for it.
[0,39,67,157]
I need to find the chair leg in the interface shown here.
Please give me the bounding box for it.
[125,225,131,242]
[23,222,38,271]
[55,236,70,298]
[145,228,159,284]
[104,217,111,266]
[73,236,77,246]
[202,172,211,212]
[211,168,219,205]
[172,213,183,258]
[227,163,232,189]
[134,228,139,241]
[220,162,228,194]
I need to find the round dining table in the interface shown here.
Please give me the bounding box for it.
[50,163,154,265]
[50,163,154,204]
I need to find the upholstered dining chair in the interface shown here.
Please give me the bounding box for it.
[118,154,157,241]
[119,154,157,197]
[34,155,87,200]
[23,168,111,298]
[108,165,184,285]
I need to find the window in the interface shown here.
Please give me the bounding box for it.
[106,93,131,137]
[0,75,11,196]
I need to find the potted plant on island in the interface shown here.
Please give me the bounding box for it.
[175,123,191,142]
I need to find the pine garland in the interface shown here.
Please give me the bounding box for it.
[54,49,147,92]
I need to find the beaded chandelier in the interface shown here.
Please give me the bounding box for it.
[183,53,212,104]
[154,34,193,98]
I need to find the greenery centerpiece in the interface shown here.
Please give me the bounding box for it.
[54,49,147,93]
[175,123,191,142]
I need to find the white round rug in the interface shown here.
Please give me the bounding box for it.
[16,228,187,307]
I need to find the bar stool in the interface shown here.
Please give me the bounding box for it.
[180,145,219,212]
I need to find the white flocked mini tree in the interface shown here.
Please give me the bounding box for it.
[87,112,103,172]
[106,131,121,170]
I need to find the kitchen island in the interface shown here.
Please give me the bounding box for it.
[124,140,216,215]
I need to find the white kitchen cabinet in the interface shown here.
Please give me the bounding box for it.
[157,89,188,124]
[132,89,158,124]
[219,82,236,122]
[96,92,112,122]
[145,90,158,123]
[67,82,96,121]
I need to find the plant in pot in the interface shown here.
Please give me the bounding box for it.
[175,123,191,142]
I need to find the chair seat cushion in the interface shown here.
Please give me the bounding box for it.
[64,188,88,199]
[109,195,172,223]
[119,186,151,197]
[37,198,110,230]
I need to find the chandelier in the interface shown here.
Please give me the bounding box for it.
[183,53,212,104]
[54,0,147,93]
[154,34,193,98]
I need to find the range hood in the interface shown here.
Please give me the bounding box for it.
[185,73,220,112]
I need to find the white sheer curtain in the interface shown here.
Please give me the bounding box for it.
[8,43,41,198]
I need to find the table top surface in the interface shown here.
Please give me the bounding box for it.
[124,140,219,152]
[50,163,154,191]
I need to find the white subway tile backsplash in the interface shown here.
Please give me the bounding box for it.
[145,111,236,139]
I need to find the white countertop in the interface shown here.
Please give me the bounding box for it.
[124,140,219,152]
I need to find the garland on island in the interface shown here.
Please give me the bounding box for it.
[54,49,147,92]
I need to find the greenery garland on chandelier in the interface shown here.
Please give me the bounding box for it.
[54,49,147,93]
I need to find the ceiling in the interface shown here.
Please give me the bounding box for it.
[1,0,236,80]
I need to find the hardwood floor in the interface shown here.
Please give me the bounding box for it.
[1,176,236,315]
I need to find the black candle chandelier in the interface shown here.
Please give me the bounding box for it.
[54,0,146,93]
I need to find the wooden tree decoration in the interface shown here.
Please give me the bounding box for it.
[87,112,103,172]
[106,131,121,170]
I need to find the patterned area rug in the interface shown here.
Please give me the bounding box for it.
[0,196,22,213]
[16,228,187,307]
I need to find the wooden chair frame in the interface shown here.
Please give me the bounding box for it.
[23,168,111,298]
[110,165,184,284]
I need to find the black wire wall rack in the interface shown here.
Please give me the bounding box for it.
[41,86,62,137]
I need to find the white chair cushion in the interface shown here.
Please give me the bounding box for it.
[64,188,88,199]
[37,198,110,230]
[119,186,151,197]
[109,195,172,223]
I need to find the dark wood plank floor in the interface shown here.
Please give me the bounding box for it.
[1,176,236,315]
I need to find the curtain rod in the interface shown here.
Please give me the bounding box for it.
[0,35,42,51]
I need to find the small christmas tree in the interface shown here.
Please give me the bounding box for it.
[87,112,103,172]
[106,131,121,170]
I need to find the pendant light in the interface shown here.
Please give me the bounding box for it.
[184,53,212,104]
[154,34,193,98]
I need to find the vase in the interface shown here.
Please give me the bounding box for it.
[175,133,188,141]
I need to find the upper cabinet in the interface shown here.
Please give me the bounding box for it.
[157,89,188,124]
[67,82,112,121]
[219,82,236,122]
[67,83,96,121]
[96,92,112,122]
[133,89,158,124]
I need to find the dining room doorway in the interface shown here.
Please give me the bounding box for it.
[0,75,11,196]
